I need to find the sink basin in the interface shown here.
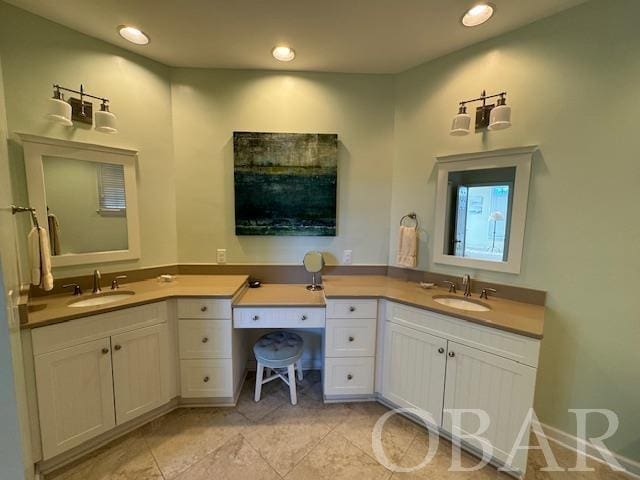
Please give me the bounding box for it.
[432,295,491,312]
[68,291,135,308]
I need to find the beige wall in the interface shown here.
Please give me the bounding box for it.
[171,68,394,265]
[391,0,640,461]
[0,2,178,278]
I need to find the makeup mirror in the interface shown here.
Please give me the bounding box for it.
[303,251,324,291]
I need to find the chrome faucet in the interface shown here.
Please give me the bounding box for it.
[443,281,457,294]
[92,269,102,294]
[462,274,472,297]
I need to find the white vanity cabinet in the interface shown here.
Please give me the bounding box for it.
[381,301,540,474]
[31,302,174,459]
[324,299,377,397]
[178,298,245,400]
[33,338,116,459]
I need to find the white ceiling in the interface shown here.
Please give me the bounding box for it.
[5,0,586,73]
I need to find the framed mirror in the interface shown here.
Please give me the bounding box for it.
[433,146,536,274]
[19,134,140,267]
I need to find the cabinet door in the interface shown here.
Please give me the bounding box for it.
[382,322,447,426]
[111,324,170,424]
[442,341,536,473]
[34,338,115,459]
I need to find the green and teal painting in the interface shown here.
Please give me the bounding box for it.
[233,132,338,236]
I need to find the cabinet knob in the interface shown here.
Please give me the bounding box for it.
[203,376,210,383]
[101,347,109,354]
[202,337,209,343]
[347,374,353,381]
[114,344,122,351]
[252,315,259,321]
[349,306,356,312]
[201,306,208,312]
[448,351,455,358]
[301,315,307,321]
[438,347,445,354]
[348,336,355,342]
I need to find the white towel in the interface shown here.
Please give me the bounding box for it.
[396,225,417,268]
[28,226,54,291]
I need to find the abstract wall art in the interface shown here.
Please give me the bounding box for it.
[233,132,338,236]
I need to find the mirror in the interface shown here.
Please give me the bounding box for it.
[433,147,535,274]
[303,251,324,291]
[43,157,129,255]
[21,134,140,267]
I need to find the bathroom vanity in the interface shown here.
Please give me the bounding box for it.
[21,274,544,475]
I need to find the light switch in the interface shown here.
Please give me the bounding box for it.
[216,249,227,264]
[342,250,353,265]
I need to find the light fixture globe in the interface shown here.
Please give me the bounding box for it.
[450,105,471,136]
[45,93,72,126]
[94,102,118,134]
[488,96,511,130]
[272,46,295,62]
[118,25,150,45]
[462,3,495,27]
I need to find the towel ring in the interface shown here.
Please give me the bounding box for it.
[400,212,418,228]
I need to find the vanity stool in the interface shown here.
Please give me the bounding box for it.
[253,331,304,405]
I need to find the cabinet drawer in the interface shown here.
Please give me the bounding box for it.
[180,359,232,398]
[326,299,377,319]
[233,307,325,328]
[324,357,374,396]
[178,320,231,359]
[325,318,376,357]
[32,302,167,355]
[177,299,232,319]
[386,301,540,368]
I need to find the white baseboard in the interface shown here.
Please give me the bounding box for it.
[539,422,640,479]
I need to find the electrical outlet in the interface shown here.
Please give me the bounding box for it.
[342,250,353,265]
[216,249,227,264]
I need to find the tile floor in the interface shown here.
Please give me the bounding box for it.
[46,371,632,480]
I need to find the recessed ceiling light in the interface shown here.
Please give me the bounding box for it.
[118,25,150,45]
[272,46,295,62]
[461,3,495,27]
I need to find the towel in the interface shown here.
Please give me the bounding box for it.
[47,212,61,255]
[28,226,54,291]
[396,225,417,268]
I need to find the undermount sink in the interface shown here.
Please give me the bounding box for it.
[432,295,491,312]
[68,291,135,308]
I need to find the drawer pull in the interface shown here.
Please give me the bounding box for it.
[203,376,210,383]
[114,344,122,351]
[202,337,209,343]
[349,306,356,312]
[201,306,208,312]
[252,315,259,321]
[347,373,353,381]
[101,347,109,354]
[438,347,445,354]
[301,315,307,321]
[348,336,355,342]
[448,351,455,358]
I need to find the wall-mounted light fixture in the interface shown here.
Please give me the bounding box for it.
[450,90,511,136]
[45,84,118,134]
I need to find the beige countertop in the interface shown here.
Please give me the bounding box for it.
[23,274,544,339]
[323,275,545,339]
[23,275,248,329]
[234,284,326,307]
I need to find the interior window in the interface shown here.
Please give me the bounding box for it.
[97,163,126,216]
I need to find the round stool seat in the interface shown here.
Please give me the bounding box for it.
[253,331,304,369]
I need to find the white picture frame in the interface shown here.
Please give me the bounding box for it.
[18,133,140,267]
[433,146,536,274]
